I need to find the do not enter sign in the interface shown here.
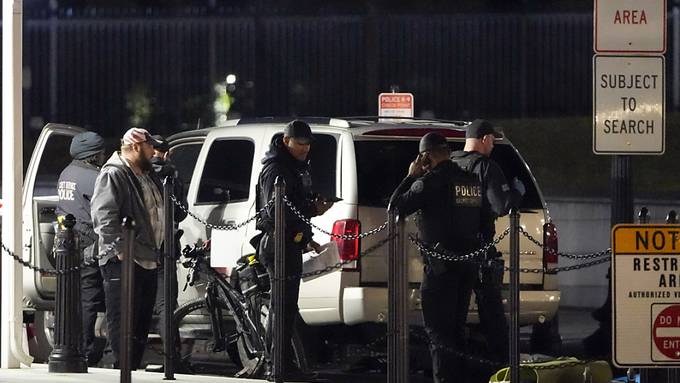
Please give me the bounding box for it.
[652,304,680,361]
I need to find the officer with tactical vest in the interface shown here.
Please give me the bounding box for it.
[450,119,525,366]
[56,131,107,366]
[389,132,483,383]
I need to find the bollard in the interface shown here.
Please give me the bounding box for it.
[638,207,650,224]
[272,177,286,383]
[120,217,135,383]
[627,368,636,383]
[162,176,176,380]
[508,209,521,383]
[386,208,408,383]
[667,210,678,224]
[48,214,88,373]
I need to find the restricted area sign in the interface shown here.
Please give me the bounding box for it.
[378,93,414,118]
[594,0,666,54]
[612,225,680,367]
[593,55,665,155]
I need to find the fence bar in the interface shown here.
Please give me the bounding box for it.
[163,176,176,380]
[509,208,521,383]
[272,177,286,383]
[120,217,135,383]
[48,214,87,373]
[387,209,408,383]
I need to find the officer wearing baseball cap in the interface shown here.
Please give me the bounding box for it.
[390,132,483,383]
[255,120,332,381]
[451,119,525,374]
[56,131,107,365]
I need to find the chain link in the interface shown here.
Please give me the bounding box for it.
[283,196,388,240]
[519,227,611,260]
[1,235,122,275]
[172,194,273,231]
[408,227,511,263]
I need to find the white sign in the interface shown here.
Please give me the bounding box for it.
[594,0,666,54]
[612,225,680,367]
[378,93,414,118]
[593,55,665,155]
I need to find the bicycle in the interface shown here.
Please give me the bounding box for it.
[173,241,308,378]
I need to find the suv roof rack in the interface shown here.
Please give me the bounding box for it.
[340,116,470,128]
[232,116,350,128]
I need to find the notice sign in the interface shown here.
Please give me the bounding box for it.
[593,55,665,155]
[612,225,680,367]
[594,0,666,54]
[378,93,414,118]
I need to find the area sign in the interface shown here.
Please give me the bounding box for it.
[593,55,664,155]
[612,225,680,367]
[594,0,666,54]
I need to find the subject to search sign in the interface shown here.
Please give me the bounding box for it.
[612,225,680,367]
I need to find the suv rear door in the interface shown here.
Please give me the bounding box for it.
[23,124,84,307]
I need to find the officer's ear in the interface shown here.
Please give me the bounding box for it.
[283,136,291,147]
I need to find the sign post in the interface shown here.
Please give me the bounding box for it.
[612,225,680,367]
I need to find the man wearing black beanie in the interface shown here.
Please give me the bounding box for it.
[56,130,107,366]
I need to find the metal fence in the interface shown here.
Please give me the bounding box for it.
[2,12,678,137]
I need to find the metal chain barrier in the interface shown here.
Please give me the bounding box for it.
[171,193,274,231]
[407,227,511,263]
[519,227,611,260]
[283,196,388,240]
[0,236,121,275]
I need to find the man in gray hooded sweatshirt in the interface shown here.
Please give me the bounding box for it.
[91,127,164,369]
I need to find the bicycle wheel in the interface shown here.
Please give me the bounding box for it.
[173,298,242,373]
[236,293,309,375]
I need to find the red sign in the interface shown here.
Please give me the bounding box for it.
[378,93,414,118]
[653,304,680,360]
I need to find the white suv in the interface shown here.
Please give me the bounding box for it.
[22,118,560,360]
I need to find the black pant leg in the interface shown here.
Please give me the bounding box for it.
[81,263,106,365]
[101,260,122,367]
[153,258,181,360]
[474,278,509,362]
[131,265,158,370]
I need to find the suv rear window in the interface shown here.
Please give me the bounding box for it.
[354,140,542,209]
[196,139,254,204]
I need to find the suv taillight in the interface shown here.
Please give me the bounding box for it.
[332,219,360,270]
[543,221,558,266]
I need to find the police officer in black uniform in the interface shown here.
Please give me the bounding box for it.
[256,120,333,382]
[389,132,483,383]
[450,119,525,366]
[56,131,107,366]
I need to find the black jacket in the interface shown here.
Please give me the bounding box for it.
[56,159,100,259]
[256,138,317,247]
[389,160,482,255]
[450,150,522,241]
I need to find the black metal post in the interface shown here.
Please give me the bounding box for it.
[48,214,87,373]
[638,207,650,224]
[163,176,176,380]
[120,217,135,383]
[666,210,677,224]
[611,156,633,227]
[509,209,521,383]
[273,177,286,383]
[387,208,408,383]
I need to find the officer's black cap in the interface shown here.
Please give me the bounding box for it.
[150,134,170,152]
[419,132,449,153]
[466,119,503,139]
[284,120,314,144]
[70,131,105,160]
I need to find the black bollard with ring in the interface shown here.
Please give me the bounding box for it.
[272,176,286,383]
[638,207,650,224]
[163,176,176,380]
[386,207,408,383]
[48,214,88,373]
[667,210,678,224]
[120,217,135,383]
[508,208,521,383]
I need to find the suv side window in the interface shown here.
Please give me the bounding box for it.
[271,133,337,199]
[169,142,203,191]
[196,139,255,204]
[35,134,74,197]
